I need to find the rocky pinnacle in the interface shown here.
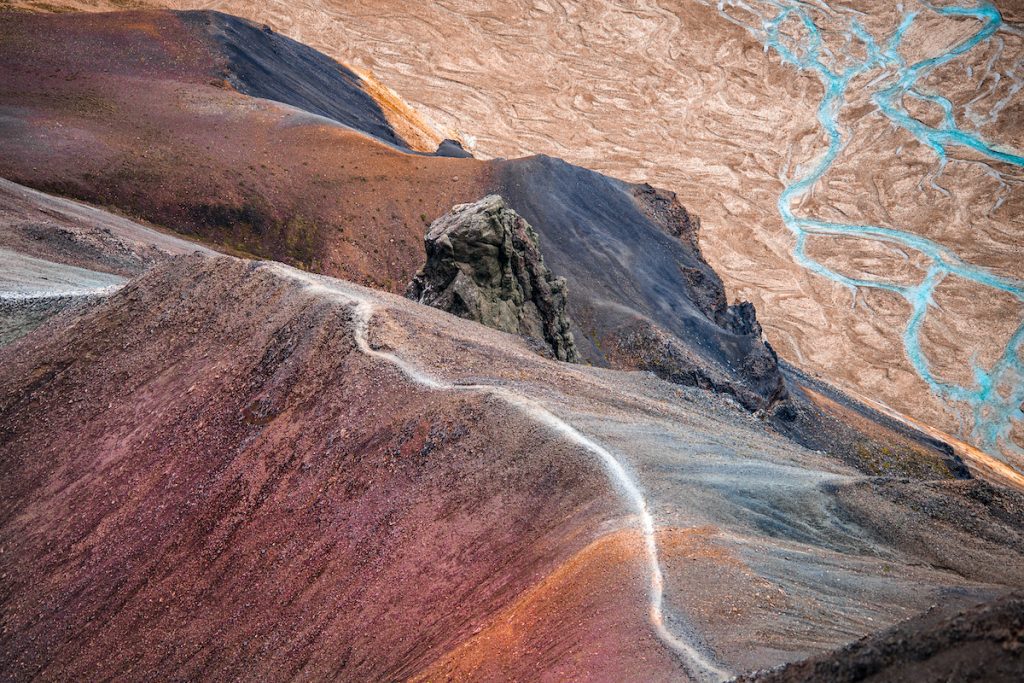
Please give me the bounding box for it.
[406,195,580,363]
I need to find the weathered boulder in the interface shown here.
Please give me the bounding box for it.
[434,138,473,158]
[406,195,579,362]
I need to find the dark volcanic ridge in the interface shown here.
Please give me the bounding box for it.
[493,154,789,414]
[182,10,410,150]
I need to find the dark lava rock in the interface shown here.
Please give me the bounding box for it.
[737,592,1024,682]
[495,155,789,412]
[612,317,784,412]
[181,11,408,149]
[406,195,580,362]
[629,182,702,253]
[435,139,474,158]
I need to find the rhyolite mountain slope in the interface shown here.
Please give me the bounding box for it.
[2,250,1024,681]
[0,9,985,478]
[2,6,1024,682]
[0,9,990,476]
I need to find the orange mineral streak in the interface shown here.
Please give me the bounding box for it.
[350,66,449,153]
[855,393,1024,492]
[658,525,745,567]
[411,529,685,682]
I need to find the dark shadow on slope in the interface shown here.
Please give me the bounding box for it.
[180,10,410,149]
[778,361,970,480]
[737,592,1024,682]
[495,154,787,412]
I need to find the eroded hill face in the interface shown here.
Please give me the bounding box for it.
[0,255,651,681]
[2,252,1024,680]
[2,6,1024,679]
[32,0,1019,467]
[0,178,213,344]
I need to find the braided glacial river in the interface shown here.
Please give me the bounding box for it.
[709,0,1024,460]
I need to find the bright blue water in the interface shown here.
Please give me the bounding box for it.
[711,0,1024,458]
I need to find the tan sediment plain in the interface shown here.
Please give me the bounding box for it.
[8,0,1023,457]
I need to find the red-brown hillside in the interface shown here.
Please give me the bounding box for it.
[3,251,1023,681]
[0,254,684,681]
[0,10,488,286]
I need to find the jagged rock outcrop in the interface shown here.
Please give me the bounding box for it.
[406,195,579,362]
[493,156,792,416]
[435,138,473,158]
[628,183,790,413]
[610,316,786,414]
[629,182,702,254]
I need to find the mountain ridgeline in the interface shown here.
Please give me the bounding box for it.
[3,7,1020,682]
[0,9,789,416]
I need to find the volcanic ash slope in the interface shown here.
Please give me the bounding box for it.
[3,253,1024,680]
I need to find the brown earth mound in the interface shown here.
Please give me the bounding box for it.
[0,254,684,680]
[0,9,488,285]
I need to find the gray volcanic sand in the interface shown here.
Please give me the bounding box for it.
[0,249,122,345]
[0,178,215,276]
[0,178,213,344]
